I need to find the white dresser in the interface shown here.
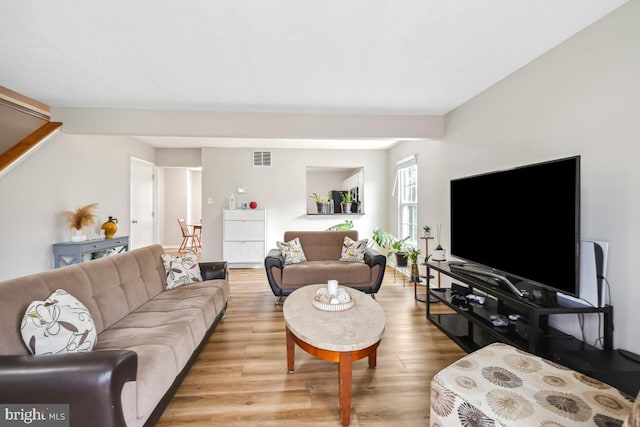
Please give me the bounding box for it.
[223,209,266,268]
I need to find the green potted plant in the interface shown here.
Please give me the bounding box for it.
[407,246,422,282]
[309,192,329,214]
[340,191,354,214]
[422,225,431,237]
[371,228,410,267]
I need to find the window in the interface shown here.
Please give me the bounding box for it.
[397,156,418,247]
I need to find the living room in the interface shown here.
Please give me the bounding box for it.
[0,1,639,424]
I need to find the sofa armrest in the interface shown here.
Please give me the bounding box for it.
[364,247,387,293]
[200,261,228,281]
[265,249,285,296]
[0,350,137,427]
[266,248,283,264]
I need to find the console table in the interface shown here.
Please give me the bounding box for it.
[53,236,129,268]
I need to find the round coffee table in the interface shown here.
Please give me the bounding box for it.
[283,284,385,426]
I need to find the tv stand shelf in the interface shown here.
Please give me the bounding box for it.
[426,262,613,359]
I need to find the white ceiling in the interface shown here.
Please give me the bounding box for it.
[0,0,627,149]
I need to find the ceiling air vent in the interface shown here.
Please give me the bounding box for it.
[253,151,272,167]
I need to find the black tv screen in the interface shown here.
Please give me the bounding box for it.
[450,156,580,296]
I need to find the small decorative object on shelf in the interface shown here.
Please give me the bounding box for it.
[433,245,446,261]
[249,201,258,209]
[228,193,236,209]
[309,192,329,214]
[340,191,353,214]
[432,224,447,261]
[101,216,118,239]
[64,203,98,242]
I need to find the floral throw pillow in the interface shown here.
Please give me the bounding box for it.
[161,251,203,289]
[21,289,97,355]
[277,238,308,265]
[340,236,368,263]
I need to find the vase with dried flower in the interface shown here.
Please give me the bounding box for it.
[65,203,98,242]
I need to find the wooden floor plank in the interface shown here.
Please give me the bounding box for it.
[156,266,465,426]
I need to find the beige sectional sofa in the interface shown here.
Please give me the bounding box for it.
[0,244,229,427]
[264,230,386,297]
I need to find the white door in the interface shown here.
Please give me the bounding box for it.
[130,157,155,249]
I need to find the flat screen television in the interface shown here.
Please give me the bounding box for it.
[450,156,580,297]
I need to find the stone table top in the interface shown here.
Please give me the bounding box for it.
[283,284,386,352]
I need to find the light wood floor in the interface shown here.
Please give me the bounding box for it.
[156,266,465,426]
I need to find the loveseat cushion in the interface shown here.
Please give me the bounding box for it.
[339,236,368,263]
[281,260,371,287]
[277,237,307,265]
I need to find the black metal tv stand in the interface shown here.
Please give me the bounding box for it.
[426,261,613,354]
[425,261,640,396]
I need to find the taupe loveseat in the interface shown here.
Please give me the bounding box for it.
[264,230,386,297]
[0,244,229,427]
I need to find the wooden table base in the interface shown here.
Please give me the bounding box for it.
[286,326,380,426]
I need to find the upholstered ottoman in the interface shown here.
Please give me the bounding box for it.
[430,343,636,426]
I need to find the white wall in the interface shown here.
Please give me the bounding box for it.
[390,1,640,353]
[0,133,155,280]
[201,147,388,262]
[162,168,190,246]
[190,169,202,224]
[156,148,201,168]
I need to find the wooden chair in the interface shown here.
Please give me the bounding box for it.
[177,218,200,252]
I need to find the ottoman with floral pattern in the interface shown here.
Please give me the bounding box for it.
[430,342,638,426]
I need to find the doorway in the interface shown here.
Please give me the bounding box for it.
[157,167,202,249]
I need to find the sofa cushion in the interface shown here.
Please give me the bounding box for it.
[94,279,229,421]
[161,252,203,289]
[21,289,97,355]
[277,237,307,265]
[339,236,368,263]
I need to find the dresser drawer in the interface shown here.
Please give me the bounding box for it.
[223,209,265,221]
[223,242,265,263]
[224,220,265,241]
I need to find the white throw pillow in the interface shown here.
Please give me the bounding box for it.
[340,236,368,263]
[21,289,97,355]
[162,251,203,289]
[277,238,307,265]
